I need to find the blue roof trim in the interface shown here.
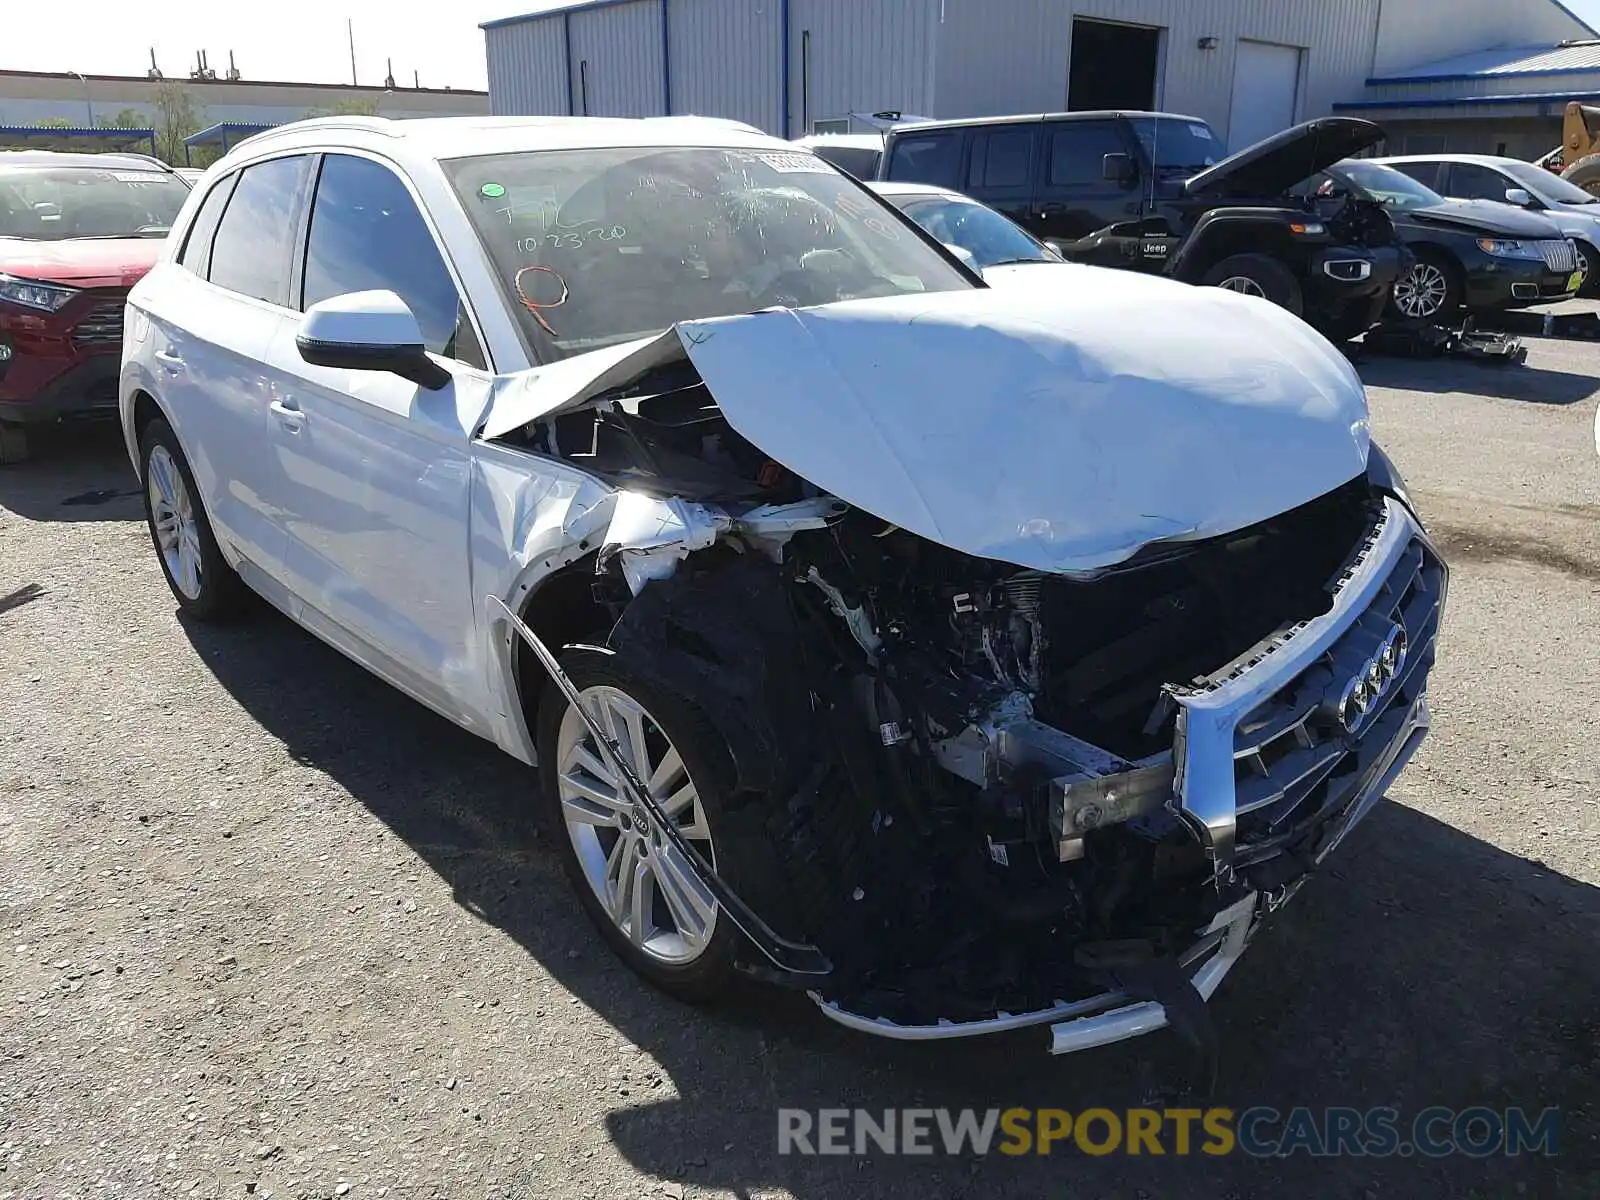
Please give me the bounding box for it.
[185,122,277,145]
[482,0,640,29]
[1367,64,1600,85]
[1334,91,1595,111]
[0,125,156,138]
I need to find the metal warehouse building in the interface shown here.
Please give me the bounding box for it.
[483,0,1596,152]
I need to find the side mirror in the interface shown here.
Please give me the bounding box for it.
[1102,152,1135,185]
[1504,187,1535,208]
[296,289,450,390]
[942,242,979,269]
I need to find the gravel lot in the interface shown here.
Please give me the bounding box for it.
[2,325,1597,1200]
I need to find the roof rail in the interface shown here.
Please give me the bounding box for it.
[114,151,177,173]
[230,114,402,153]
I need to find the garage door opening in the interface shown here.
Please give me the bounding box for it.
[1227,41,1304,152]
[1068,18,1161,112]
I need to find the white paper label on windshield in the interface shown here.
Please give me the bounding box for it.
[756,151,833,174]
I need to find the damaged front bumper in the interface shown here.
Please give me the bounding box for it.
[811,497,1444,1054]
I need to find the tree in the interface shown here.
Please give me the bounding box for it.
[301,97,380,119]
[151,82,205,166]
[97,108,149,130]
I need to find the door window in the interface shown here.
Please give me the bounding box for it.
[1445,162,1515,203]
[885,131,963,188]
[1389,160,1442,191]
[302,153,480,365]
[177,173,238,279]
[1047,122,1127,187]
[968,127,1035,190]
[207,156,310,307]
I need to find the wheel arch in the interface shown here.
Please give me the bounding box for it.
[509,551,615,761]
[1170,218,1294,283]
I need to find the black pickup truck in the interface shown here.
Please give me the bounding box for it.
[880,112,1408,341]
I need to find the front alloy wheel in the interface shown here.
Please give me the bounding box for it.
[1392,261,1450,319]
[556,684,719,967]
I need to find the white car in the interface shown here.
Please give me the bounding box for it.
[867,180,1073,284]
[121,115,1444,1059]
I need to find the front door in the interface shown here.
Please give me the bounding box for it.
[264,152,497,734]
[1034,119,1142,244]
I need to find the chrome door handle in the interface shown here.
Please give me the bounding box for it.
[269,399,305,430]
[154,349,185,374]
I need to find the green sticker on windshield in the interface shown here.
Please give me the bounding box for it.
[480,182,506,199]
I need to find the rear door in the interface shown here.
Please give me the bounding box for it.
[262,151,497,733]
[139,155,312,597]
[962,122,1041,229]
[1034,118,1141,243]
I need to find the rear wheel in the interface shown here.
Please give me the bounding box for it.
[1389,250,1461,322]
[139,418,246,620]
[1199,254,1305,316]
[1561,153,1600,199]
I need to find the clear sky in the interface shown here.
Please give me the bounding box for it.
[1,0,567,91]
[7,0,1600,93]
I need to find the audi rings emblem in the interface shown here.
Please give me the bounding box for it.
[1337,624,1408,731]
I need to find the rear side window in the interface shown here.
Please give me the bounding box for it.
[301,153,479,365]
[208,156,310,306]
[1047,121,1127,187]
[1389,160,1442,191]
[177,173,238,278]
[968,127,1035,190]
[886,132,963,189]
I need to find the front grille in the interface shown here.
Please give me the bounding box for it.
[1228,531,1445,854]
[72,297,125,348]
[1539,240,1577,272]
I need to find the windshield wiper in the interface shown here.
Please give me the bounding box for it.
[985,256,1053,267]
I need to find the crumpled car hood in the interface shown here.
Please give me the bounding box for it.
[484,270,1371,573]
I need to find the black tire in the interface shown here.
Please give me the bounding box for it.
[1199,253,1305,317]
[1575,241,1600,299]
[1388,249,1462,322]
[138,417,246,621]
[537,647,749,1003]
[0,421,29,466]
[1561,153,1600,199]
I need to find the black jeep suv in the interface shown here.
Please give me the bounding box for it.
[881,112,1408,340]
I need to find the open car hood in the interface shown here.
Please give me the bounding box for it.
[483,270,1372,573]
[1184,117,1385,199]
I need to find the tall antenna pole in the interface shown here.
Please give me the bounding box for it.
[347,18,357,86]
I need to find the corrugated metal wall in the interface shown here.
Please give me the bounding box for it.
[485,16,570,115]
[484,0,1592,143]
[785,0,939,137]
[934,0,1384,145]
[669,0,782,132]
[568,0,667,117]
[1365,70,1600,103]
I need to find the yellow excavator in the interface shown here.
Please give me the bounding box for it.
[1540,101,1600,194]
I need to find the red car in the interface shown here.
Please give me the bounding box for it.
[0,151,190,463]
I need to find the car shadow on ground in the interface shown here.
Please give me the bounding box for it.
[1354,351,1600,405]
[181,604,1600,1200]
[0,423,143,522]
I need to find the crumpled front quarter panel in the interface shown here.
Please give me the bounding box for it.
[468,442,620,762]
